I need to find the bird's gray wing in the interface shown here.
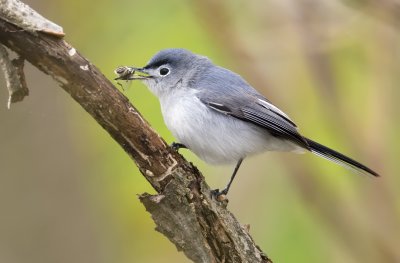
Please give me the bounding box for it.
[193,66,309,148]
[198,95,309,149]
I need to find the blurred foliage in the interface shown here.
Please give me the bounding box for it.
[0,0,399,263]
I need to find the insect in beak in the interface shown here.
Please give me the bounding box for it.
[114,66,152,81]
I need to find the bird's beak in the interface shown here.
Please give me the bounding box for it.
[132,67,153,80]
[114,66,152,81]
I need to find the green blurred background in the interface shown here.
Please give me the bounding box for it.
[0,0,399,262]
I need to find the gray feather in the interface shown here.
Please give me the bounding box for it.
[194,66,309,149]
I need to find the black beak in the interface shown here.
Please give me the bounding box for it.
[114,66,152,81]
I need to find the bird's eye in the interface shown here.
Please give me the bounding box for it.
[159,67,170,76]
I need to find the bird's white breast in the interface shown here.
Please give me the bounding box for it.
[158,88,300,165]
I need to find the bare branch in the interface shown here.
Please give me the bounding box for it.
[0,7,272,263]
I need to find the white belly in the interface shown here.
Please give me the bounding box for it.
[159,90,300,164]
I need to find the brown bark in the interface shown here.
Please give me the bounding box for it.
[0,14,272,263]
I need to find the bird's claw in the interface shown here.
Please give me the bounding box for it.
[211,188,228,201]
[170,142,186,151]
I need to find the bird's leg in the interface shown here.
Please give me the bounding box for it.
[212,158,244,198]
[170,142,187,151]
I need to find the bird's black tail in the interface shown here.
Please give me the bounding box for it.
[304,137,380,177]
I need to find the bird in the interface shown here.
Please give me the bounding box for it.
[120,48,379,197]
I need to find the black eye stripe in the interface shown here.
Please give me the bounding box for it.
[144,59,170,69]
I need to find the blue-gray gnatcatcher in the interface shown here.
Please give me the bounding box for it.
[116,48,379,196]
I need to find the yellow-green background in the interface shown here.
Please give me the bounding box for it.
[0,1,399,262]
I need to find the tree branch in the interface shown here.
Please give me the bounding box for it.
[0,5,272,263]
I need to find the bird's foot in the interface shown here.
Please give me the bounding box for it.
[211,188,229,202]
[170,142,187,151]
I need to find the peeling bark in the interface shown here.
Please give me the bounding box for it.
[0,44,28,108]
